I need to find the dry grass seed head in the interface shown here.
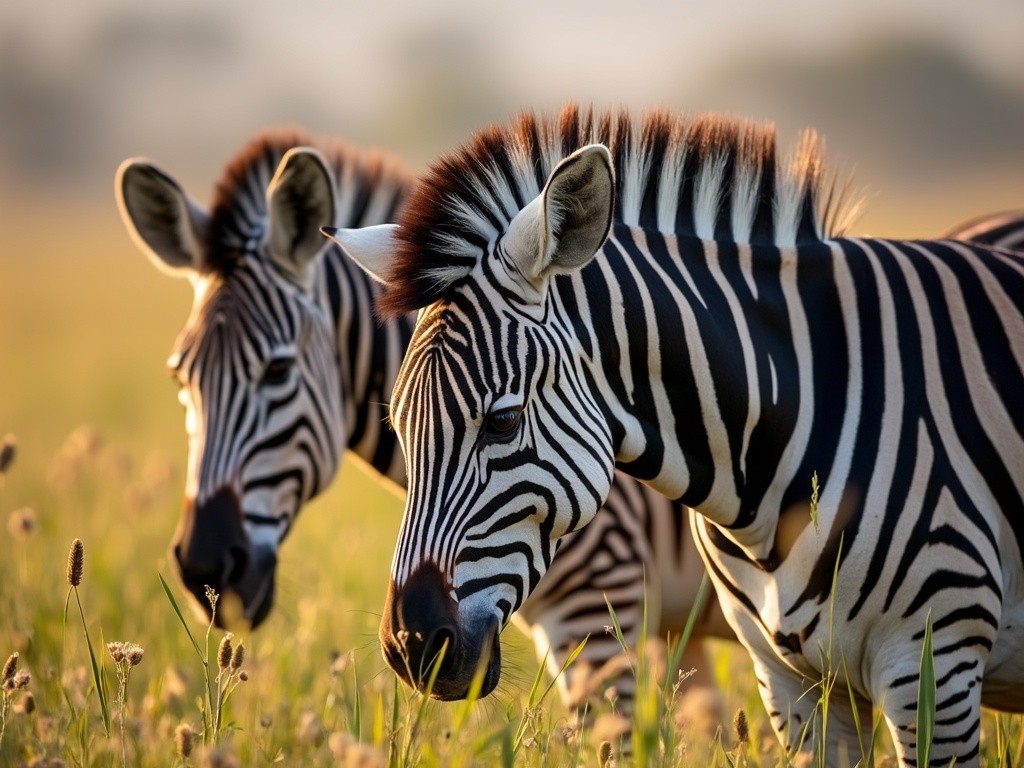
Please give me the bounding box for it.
[6,507,36,540]
[66,538,84,586]
[733,707,749,744]
[126,643,144,667]
[107,642,125,664]
[175,723,197,759]
[229,642,244,670]
[217,634,233,670]
[0,433,16,474]
[2,652,17,682]
[15,691,35,715]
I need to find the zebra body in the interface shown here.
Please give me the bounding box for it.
[330,106,1024,765]
[116,131,729,716]
[944,209,1024,250]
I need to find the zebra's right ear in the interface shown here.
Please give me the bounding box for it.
[505,144,614,288]
[322,224,399,285]
[116,159,210,279]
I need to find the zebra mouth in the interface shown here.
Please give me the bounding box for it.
[231,544,277,628]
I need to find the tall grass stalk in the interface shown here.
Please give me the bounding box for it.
[394,638,448,767]
[63,539,111,738]
[159,572,239,745]
[511,638,588,755]
[916,610,935,768]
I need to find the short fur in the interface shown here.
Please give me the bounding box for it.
[382,104,859,316]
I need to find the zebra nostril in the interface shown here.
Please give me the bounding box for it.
[421,625,457,678]
[225,545,249,585]
[425,626,454,663]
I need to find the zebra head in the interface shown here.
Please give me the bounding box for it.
[118,142,343,628]
[328,139,618,698]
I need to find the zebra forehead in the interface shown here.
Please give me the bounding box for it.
[380,103,861,318]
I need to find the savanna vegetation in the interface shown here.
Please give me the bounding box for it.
[2,208,1023,767]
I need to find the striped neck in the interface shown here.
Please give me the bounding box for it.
[574,225,828,553]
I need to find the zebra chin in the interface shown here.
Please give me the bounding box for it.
[379,563,503,701]
[172,487,279,629]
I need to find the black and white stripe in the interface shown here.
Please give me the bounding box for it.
[118,130,730,719]
[333,105,1024,766]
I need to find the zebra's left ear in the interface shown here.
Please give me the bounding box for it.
[321,224,399,285]
[505,144,615,286]
[266,148,336,287]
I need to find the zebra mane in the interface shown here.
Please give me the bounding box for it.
[381,104,859,317]
[205,128,412,276]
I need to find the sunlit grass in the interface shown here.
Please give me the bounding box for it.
[2,207,1021,765]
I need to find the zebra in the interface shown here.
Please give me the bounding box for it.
[944,209,1024,251]
[327,105,1024,766]
[115,129,731,720]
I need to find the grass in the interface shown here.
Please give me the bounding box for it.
[1,206,1021,765]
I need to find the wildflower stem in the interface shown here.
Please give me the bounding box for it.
[72,586,111,737]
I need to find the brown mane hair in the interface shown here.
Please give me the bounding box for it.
[205,128,412,276]
[381,104,856,317]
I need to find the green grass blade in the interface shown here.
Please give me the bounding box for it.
[157,572,204,661]
[74,588,110,737]
[352,662,362,739]
[665,573,710,692]
[917,610,935,768]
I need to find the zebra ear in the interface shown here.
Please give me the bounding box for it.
[266,148,336,287]
[321,224,399,285]
[116,159,210,280]
[506,144,615,285]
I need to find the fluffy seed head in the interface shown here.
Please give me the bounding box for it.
[12,670,30,690]
[229,642,244,670]
[175,723,196,759]
[733,708,749,744]
[16,691,35,714]
[2,652,17,682]
[217,635,233,670]
[6,507,37,540]
[0,434,16,474]
[107,642,126,664]
[126,643,144,667]
[66,538,85,586]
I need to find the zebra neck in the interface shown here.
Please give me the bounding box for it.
[571,225,829,552]
[320,246,412,487]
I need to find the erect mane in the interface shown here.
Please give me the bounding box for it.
[381,104,858,317]
[206,128,413,276]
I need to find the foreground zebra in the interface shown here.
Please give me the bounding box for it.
[115,130,731,720]
[329,106,1024,765]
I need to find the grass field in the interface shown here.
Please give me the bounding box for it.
[2,205,1023,766]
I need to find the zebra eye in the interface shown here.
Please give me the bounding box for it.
[483,406,523,443]
[261,356,294,387]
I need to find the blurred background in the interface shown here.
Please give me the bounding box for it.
[1,0,1022,629]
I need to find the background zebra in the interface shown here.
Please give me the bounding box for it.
[116,130,731,723]
[944,209,1024,251]
[329,105,1024,766]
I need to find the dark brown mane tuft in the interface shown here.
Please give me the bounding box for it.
[379,104,855,318]
[206,128,412,276]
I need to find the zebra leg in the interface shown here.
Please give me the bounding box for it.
[753,654,872,766]
[877,650,985,768]
[752,655,821,759]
